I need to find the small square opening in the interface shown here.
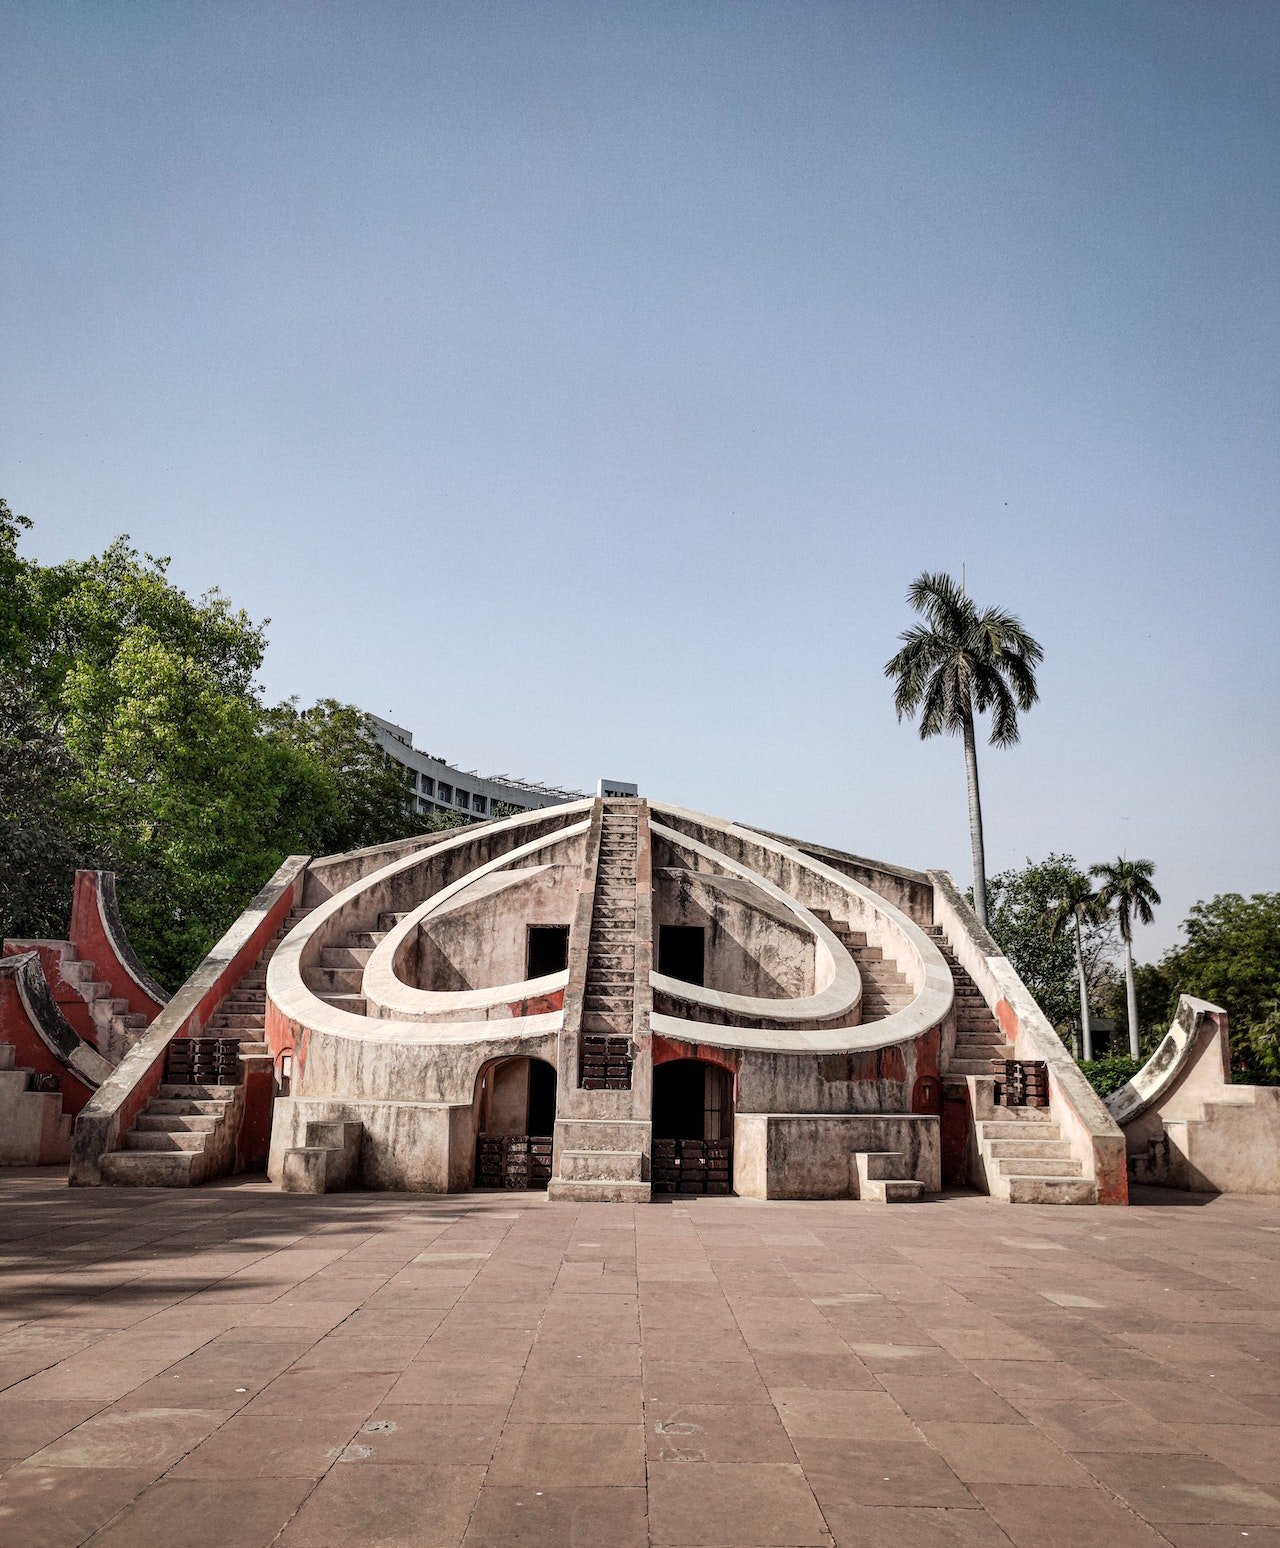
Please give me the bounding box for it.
[527,925,570,978]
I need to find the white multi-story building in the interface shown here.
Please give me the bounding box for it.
[367,713,584,823]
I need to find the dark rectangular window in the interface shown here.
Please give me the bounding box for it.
[658,926,705,986]
[527,925,570,978]
[437,783,452,803]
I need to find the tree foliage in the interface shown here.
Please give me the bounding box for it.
[985,854,1117,1038]
[885,570,1042,927]
[0,501,457,988]
[1154,893,1280,1083]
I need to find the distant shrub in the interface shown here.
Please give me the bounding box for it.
[1078,1055,1141,1098]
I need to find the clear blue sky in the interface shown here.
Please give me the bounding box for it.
[2,2,1277,960]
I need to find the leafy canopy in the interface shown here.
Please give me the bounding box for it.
[1091,857,1160,944]
[1155,893,1280,1083]
[885,571,1043,745]
[0,502,460,988]
[985,854,1117,1036]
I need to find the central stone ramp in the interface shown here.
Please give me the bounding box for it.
[550,799,652,1202]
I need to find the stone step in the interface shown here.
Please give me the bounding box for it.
[100,1150,202,1186]
[979,1118,1056,1140]
[558,1149,645,1182]
[1006,1176,1097,1205]
[135,1113,220,1133]
[546,1178,652,1203]
[319,993,367,1014]
[147,1098,230,1116]
[996,1156,1083,1177]
[985,1137,1074,1160]
[556,1118,650,1152]
[123,1129,208,1152]
[949,1058,1003,1076]
[348,931,387,950]
[304,967,363,993]
[157,1083,238,1100]
[320,947,371,968]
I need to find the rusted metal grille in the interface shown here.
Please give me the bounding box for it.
[580,1034,634,1090]
[652,1137,733,1195]
[166,1037,242,1085]
[475,1133,552,1191]
[995,1059,1050,1108]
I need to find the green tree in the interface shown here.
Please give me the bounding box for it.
[986,854,1116,1043]
[263,699,463,855]
[0,671,96,940]
[885,571,1042,928]
[0,509,467,988]
[1090,857,1161,1060]
[1158,893,1280,1083]
[1042,871,1107,1060]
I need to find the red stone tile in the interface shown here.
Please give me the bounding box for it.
[648,1461,829,1545]
[462,1484,648,1546]
[84,1476,315,1548]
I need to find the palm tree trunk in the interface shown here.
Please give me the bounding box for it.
[1074,914,1093,1061]
[1124,935,1140,1060]
[961,710,988,929]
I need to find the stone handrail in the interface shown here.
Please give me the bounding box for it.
[362,819,591,1020]
[1106,995,1229,1127]
[69,855,309,1186]
[928,868,1128,1204]
[649,820,861,1025]
[71,870,169,1015]
[266,802,593,1051]
[1,951,114,1089]
[647,804,952,1054]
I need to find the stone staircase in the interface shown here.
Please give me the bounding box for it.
[972,1090,1096,1204]
[281,1119,361,1193]
[2,939,151,1065]
[303,909,407,1016]
[100,1082,244,1186]
[579,806,639,1080]
[0,1042,73,1164]
[810,910,914,1022]
[204,904,310,1059]
[59,947,151,1063]
[854,1150,923,1202]
[551,1118,651,1203]
[925,925,1014,1077]
[97,905,308,1186]
[549,803,650,1203]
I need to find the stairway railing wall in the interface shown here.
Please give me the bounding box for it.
[69,855,309,1186]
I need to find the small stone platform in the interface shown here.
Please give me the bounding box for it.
[1,1172,1278,1546]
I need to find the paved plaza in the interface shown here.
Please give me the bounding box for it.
[1,1175,1278,1547]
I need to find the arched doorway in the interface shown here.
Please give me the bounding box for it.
[474,1056,557,1190]
[651,1058,734,1196]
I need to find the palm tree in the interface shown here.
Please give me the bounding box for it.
[1091,857,1160,1060]
[1043,872,1105,1060]
[884,571,1043,929]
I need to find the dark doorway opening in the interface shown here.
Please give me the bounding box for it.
[527,1058,556,1136]
[652,1058,731,1139]
[651,1058,733,1196]
[527,925,570,979]
[474,1055,558,1190]
[658,925,705,985]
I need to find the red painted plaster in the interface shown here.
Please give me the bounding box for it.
[0,975,94,1118]
[69,872,166,1022]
